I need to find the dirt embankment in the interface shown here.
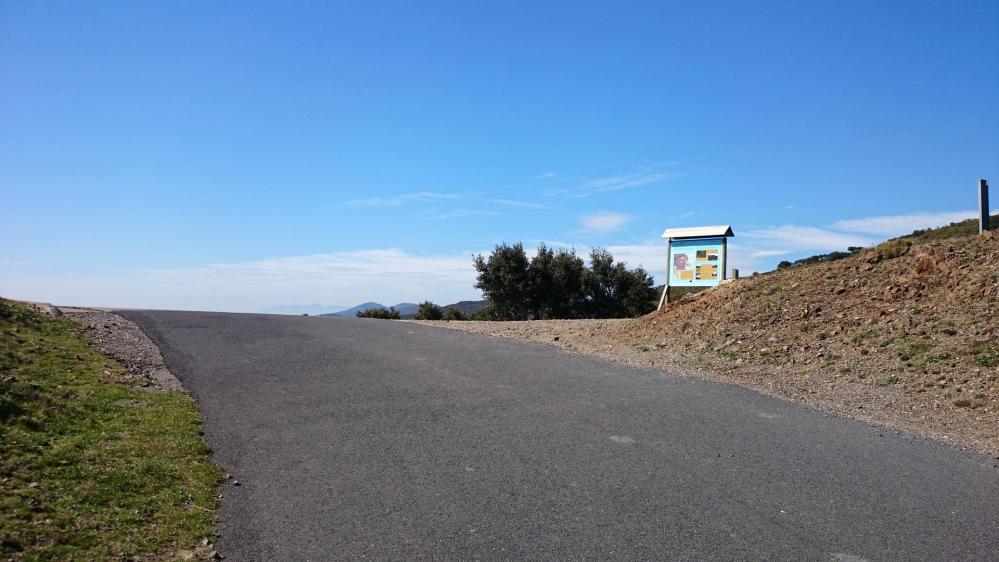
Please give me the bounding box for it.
[418,231,999,456]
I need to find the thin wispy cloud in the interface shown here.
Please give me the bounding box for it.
[427,209,501,220]
[750,249,793,258]
[543,165,680,198]
[339,192,460,208]
[526,239,578,251]
[489,199,552,209]
[537,172,557,179]
[577,211,634,234]
[602,243,663,270]
[739,225,875,251]
[831,209,994,236]
[581,172,671,193]
[739,225,872,253]
[547,173,672,198]
[724,210,990,274]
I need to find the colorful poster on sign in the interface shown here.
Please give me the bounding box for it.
[669,238,725,287]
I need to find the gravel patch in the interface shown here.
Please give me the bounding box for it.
[61,308,184,391]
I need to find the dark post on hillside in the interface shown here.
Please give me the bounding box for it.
[980,179,991,233]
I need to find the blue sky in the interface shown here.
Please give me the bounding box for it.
[2,1,997,312]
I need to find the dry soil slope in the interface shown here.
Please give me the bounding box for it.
[618,224,998,453]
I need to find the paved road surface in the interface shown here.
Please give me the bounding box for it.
[122,310,999,561]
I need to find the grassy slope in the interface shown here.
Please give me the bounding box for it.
[899,213,998,243]
[0,299,219,559]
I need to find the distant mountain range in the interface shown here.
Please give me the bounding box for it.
[259,304,348,316]
[440,300,487,317]
[264,300,488,318]
[320,300,488,318]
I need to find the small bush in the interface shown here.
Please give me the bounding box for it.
[356,307,401,319]
[414,301,444,321]
[444,308,466,321]
[851,329,875,344]
[875,239,912,260]
[470,308,493,321]
[975,353,999,368]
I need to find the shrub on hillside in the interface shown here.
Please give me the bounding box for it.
[414,301,444,320]
[875,239,912,261]
[356,307,400,319]
[445,308,466,321]
[470,308,493,321]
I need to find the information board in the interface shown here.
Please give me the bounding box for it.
[669,238,725,287]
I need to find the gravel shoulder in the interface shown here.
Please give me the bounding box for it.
[412,318,999,456]
[58,307,185,391]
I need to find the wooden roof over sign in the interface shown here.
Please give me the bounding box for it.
[660,225,734,240]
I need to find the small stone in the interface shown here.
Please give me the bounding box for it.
[28,482,39,488]
[233,480,241,486]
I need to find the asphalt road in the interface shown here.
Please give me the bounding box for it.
[121,310,999,561]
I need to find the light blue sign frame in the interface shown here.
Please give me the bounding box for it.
[668,237,726,287]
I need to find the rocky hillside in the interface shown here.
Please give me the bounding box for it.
[616,226,998,452]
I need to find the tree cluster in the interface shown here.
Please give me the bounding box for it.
[412,301,468,321]
[413,301,443,320]
[356,307,401,319]
[778,246,865,271]
[473,243,657,320]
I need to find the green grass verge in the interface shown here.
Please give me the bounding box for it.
[0,299,220,559]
